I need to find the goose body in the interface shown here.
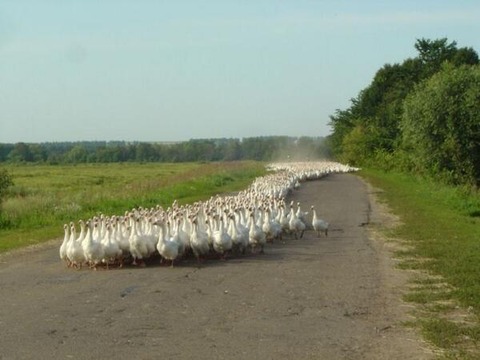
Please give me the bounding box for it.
[115,218,131,253]
[228,215,248,255]
[311,206,329,237]
[288,206,306,239]
[157,221,181,266]
[66,223,86,269]
[59,224,70,266]
[128,218,149,266]
[262,208,282,242]
[212,217,232,258]
[141,218,157,257]
[278,206,290,232]
[295,202,309,225]
[248,213,266,254]
[101,225,122,267]
[189,219,210,262]
[172,218,188,258]
[82,221,105,269]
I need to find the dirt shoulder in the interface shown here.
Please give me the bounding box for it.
[0,174,433,359]
[362,179,436,359]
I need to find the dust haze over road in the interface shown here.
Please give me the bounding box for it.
[0,174,432,359]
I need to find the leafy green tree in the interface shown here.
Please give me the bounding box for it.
[452,47,480,66]
[222,139,243,161]
[415,38,457,69]
[7,142,33,162]
[134,143,156,162]
[64,145,88,163]
[0,144,14,162]
[328,108,356,158]
[28,144,47,162]
[329,58,424,160]
[401,64,480,185]
[328,37,479,166]
[340,124,387,165]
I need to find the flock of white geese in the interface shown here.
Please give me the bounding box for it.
[59,161,358,269]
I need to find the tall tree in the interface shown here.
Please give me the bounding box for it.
[415,38,457,67]
[328,37,479,167]
[401,64,480,185]
[7,143,33,162]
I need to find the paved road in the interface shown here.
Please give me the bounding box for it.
[0,174,431,359]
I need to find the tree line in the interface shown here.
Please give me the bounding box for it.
[0,136,330,164]
[328,38,480,187]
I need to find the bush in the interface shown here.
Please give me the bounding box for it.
[401,64,480,186]
[0,169,13,202]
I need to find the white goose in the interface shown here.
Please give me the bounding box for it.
[82,221,105,270]
[172,216,188,258]
[295,202,309,226]
[128,217,149,266]
[189,218,210,263]
[288,205,306,239]
[115,217,131,255]
[248,212,266,254]
[156,221,181,267]
[204,217,215,250]
[277,205,290,233]
[262,208,282,243]
[76,220,87,247]
[101,224,122,268]
[311,205,329,237]
[141,217,158,258]
[212,216,233,258]
[59,224,70,266]
[66,223,85,269]
[228,214,248,255]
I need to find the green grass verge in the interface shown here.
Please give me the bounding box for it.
[0,161,266,252]
[359,168,480,357]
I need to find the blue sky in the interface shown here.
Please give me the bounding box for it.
[1,1,479,143]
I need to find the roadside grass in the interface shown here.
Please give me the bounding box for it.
[0,161,266,252]
[359,169,480,358]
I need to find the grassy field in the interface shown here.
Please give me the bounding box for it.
[359,169,480,359]
[0,161,266,252]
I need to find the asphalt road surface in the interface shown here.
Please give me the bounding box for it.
[0,173,433,359]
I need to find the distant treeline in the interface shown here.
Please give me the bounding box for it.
[328,38,480,187]
[0,136,330,164]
